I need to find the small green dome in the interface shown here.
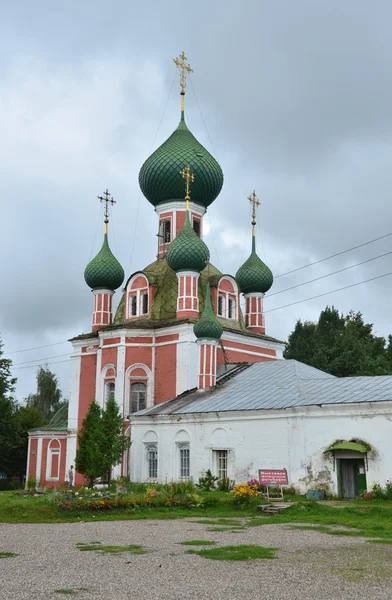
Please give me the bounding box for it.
[236,237,273,294]
[84,233,124,291]
[194,283,223,340]
[139,115,223,208]
[167,211,210,272]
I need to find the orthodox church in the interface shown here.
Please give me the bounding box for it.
[27,53,392,498]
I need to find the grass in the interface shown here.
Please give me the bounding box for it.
[186,545,278,561]
[76,542,147,554]
[54,591,78,596]
[178,540,216,546]
[0,491,261,524]
[0,551,18,558]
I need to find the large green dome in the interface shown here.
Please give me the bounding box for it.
[194,283,223,340]
[84,233,124,291]
[139,115,223,208]
[167,211,210,272]
[236,237,273,294]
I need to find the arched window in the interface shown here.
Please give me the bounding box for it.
[217,277,238,321]
[105,381,115,403]
[126,273,149,319]
[46,439,61,481]
[131,382,146,413]
[146,445,158,479]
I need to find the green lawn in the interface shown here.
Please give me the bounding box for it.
[1,491,392,544]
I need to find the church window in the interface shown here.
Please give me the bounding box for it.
[228,298,234,319]
[193,219,201,237]
[141,293,148,315]
[147,445,158,479]
[179,445,190,478]
[162,220,171,244]
[215,450,228,479]
[218,295,224,316]
[131,382,146,413]
[105,381,115,404]
[131,295,137,316]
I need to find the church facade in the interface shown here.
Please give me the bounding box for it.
[27,53,284,489]
[27,53,392,497]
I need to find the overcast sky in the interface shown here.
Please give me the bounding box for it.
[2,0,392,400]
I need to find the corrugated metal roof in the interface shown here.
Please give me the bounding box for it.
[133,360,392,417]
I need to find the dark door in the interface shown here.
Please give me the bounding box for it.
[339,458,367,498]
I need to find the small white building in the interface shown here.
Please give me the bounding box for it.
[129,360,392,498]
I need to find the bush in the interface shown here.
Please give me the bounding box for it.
[198,470,219,491]
[232,484,259,506]
[217,478,235,492]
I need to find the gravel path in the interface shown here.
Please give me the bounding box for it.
[1,518,392,600]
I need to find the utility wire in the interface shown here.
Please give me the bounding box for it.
[267,250,392,298]
[275,231,392,279]
[12,353,71,367]
[7,341,70,355]
[264,270,392,314]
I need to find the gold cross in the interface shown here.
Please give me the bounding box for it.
[173,51,193,112]
[98,189,116,231]
[180,164,195,210]
[248,190,260,225]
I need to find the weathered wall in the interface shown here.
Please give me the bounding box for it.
[129,402,392,493]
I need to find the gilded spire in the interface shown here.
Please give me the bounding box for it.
[248,190,260,239]
[173,51,193,116]
[98,189,116,234]
[180,164,195,210]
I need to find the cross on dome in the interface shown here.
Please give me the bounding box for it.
[173,51,193,112]
[180,164,195,210]
[98,189,116,232]
[248,190,260,233]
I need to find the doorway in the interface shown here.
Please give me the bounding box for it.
[338,458,367,498]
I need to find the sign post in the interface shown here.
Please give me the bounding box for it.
[258,469,288,502]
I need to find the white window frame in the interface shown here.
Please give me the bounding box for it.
[46,438,61,482]
[178,444,190,479]
[213,449,228,479]
[146,444,158,480]
[130,381,147,414]
[217,277,239,321]
[127,274,149,319]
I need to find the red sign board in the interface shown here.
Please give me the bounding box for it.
[258,469,288,485]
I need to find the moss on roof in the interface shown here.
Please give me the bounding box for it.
[29,403,68,432]
[115,258,223,324]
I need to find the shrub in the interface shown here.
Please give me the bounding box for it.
[198,470,219,491]
[232,484,259,506]
[217,478,235,492]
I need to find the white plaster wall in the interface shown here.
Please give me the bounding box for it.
[129,403,392,493]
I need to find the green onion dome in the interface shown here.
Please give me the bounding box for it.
[139,115,224,208]
[194,283,223,340]
[236,237,273,294]
[167,211,210,272]
[84,233,124,291]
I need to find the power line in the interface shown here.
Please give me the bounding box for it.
[7,341,70,355]
[264,270,392,314]
[12,353,70,367]
[267,250,392,298]
[275,231,392,279]
[13,358,73,371]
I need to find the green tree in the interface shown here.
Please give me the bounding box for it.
[284,305,392,377]
[0,339,17,477]
[26,366,66,422]
[101,397,129,485]
[75,401,104,487]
